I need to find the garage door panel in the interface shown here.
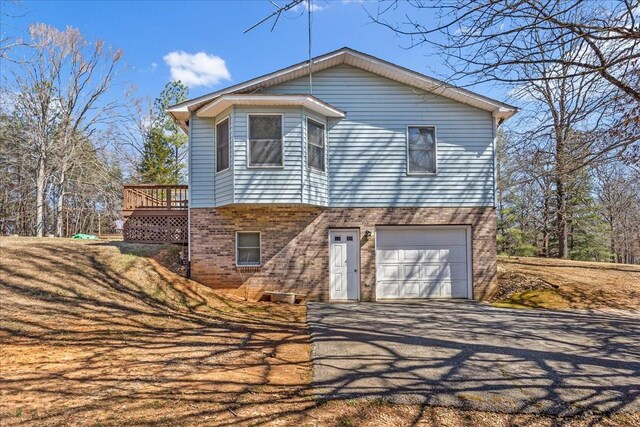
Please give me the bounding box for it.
[424,250,441,262]
[421,264,441,279]
[378,281,399,299]
[376,227,470,300]
[378,250,400,263]
[402,249,424,262]
[421,281,450,297]
[401,282,420,297]
[402,264,421,280]
[435,264,451,283]
[380,264,400,280]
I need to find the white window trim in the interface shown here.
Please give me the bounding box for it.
[406,125,438,176]
[247,113,285,169]
[306,117,326,173]
[235,231,261,267]
[215,115,231,174]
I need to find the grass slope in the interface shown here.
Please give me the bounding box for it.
[1,238,638,426]
[494,256,640,310]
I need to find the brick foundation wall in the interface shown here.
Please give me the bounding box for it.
[189,206,497,301]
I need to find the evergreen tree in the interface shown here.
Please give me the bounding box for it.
[138,127,176,184]
[137,81,189,184]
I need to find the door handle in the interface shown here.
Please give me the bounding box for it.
[354,269,358,272]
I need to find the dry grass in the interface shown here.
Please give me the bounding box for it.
[1,237,637,426]
[494,256,640,310]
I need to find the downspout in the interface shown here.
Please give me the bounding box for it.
[301,109,305,204]
[187,116,192,277]
[491,115,499,209]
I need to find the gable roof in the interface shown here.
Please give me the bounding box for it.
[168,47,517,128]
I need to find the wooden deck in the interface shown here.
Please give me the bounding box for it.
[123,185,188,244]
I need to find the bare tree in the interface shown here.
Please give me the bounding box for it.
[493,29,629,257]
[110,96,154,181]
[369,0,640,101]
[6,24,123,236]
[595,163,640,263]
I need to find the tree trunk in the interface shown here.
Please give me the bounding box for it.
[55,170,66,237]
[555,134,569,259]
[35,152,46,237]
[55,191,64,237]
[606,214,616,263]
[556,177,569,258]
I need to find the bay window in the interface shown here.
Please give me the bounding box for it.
[248,115,283,167]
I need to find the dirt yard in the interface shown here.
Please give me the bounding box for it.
[1,237,638,426]
[494,256,640,310]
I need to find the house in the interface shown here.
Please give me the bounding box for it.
[167,47,517,302]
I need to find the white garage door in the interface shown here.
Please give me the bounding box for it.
[376,226,471,299]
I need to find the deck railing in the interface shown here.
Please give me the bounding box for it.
[122,184,188,244]
[123,185,188,213]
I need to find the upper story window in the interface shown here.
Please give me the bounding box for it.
[407,126,437,174]
[307,118,325,172]
[248,115,283,167]
[236,231,261,266]
[216,118,230,172]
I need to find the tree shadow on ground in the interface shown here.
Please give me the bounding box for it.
[0,239,315,426]
[308,301,640,424]
[1,239,637,426]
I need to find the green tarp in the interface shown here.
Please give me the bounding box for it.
[71,233,99,240]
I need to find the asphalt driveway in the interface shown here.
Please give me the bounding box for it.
[307,301,640,415]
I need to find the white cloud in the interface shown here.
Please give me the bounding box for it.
[163,51,231,87]
[292,1,326,12]
[139,62,158,73]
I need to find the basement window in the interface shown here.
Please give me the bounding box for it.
[236,232,261,266]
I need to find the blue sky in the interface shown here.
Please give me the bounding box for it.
[2,0,507,103]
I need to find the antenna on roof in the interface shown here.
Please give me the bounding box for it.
[308,0,313,95]
[244,0,314,95]
[244,0,305,34]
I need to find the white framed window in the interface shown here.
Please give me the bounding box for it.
[216,117,230,173]
[307,118,325,172]
[407,126,437,174]
[248,114,283,167]
[236,231,261,266]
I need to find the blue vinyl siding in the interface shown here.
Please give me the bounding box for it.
[302,109,329,206]
[188,64,496,208]
[258,65,496,207]
[232,106,305,204]
[189,116,215,207]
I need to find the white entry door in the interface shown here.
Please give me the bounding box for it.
[329,229,360,300]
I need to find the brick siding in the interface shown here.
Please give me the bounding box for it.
[189,206,497,301]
